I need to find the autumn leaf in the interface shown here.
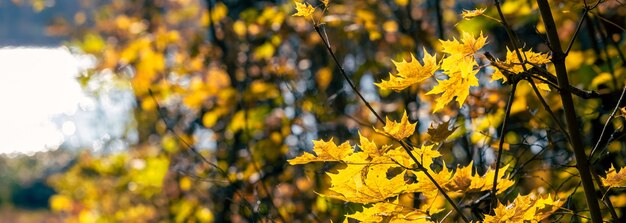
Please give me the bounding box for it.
[293,1,315,17]
[447,161,481,192]
[320,0,329,7]
[375,111,417,140]
[491,48,552,91]
[426,73,479,112]
[363,164,407,200]
[322,141,441,204]
[406,162,453,198]
[444,161,513,195]
[484,202,517,223]
[383,144,441,169]
[325,160,407,203]
[376,49,438,91]
[427,32,485,112]
[440,31,487,57]
[532,195,563,221]
[481,164,515,194]
[602,165,626,188]
[426,121,458,143]
[484,193,562,223]
[461,8,487,20]
[288,139,353,164]
[346,201,433,223]
[359,132,382,158]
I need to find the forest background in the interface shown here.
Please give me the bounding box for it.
[1,0,626,222]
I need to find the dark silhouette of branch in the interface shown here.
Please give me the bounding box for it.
[434,0,444,40]
[590,85,626,159]
[490,81,517,209]
[537,0,603,221]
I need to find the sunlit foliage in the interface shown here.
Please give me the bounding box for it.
[25,0,626,222]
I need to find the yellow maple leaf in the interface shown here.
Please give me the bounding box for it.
[426,121,458,143]
[533,195,563,221]
[293,1,315,17]
[288,139,353,164]
[491,48,551,83]
[346,201,433,223]
[325,164,407,203]
[359,132,381,158]
[363,165,407,200]
[443,162,513,195]
[483,202,516,223]
[426,32,485,112]
[602,165,626,188]
[484,193,562,223]
[480,164,515,194]
[383,144,440,170]
[375,111,417,140]
[406,163,453,199]
[440,31,487,56]
[461,8,487,20]
[426,73,479,112]
[376,49,438,91]
[447,161,481,192]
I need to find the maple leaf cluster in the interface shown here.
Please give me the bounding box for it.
[288,2,574,222]
[376,32,487,112]
[289,113,518,222]
[377,32,555,113]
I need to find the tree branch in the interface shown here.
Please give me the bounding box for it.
[490,82,518,209]
[537,0,603,221]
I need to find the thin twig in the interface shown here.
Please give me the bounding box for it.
[589,85,626,159]
[148,89,228,177]
[593,12,626,32]
[565,8,589,55]
[490,82,518,209]
[490,0,531,210]
[527,77,571,142]
[592,14,619,89]
[314,25,386,124]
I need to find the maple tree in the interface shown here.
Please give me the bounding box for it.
[16,0,625,222]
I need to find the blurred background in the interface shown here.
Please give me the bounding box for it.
[0,0,624,222]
